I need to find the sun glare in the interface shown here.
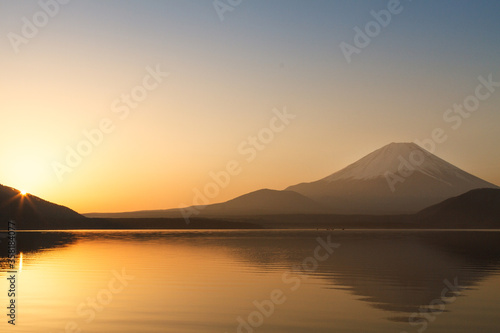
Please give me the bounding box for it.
[20,190,27,196]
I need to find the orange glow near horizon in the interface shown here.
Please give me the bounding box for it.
[1,2,499,214]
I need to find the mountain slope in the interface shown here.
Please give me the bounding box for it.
[416,188,500,227]
[286,142,498,214]
[199,189,331,216]
[0,184,86,229]
[86,189,332,218]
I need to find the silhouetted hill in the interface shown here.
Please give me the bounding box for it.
[416,188,500,228]
[200,189,331,216]
[0,184,87,229]
[239,188,500,229]
[90,218,262,229]
[4,185,500,230]
[0,184,261,230]
[85,189,332,218]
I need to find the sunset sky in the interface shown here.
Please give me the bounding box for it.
[1,0,499,213]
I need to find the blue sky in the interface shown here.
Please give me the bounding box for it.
[1,0,499,212]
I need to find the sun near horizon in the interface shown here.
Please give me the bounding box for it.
[1,1,499,214]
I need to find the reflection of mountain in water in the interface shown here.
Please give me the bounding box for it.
[319,231,500,321]
[151,230,500,322]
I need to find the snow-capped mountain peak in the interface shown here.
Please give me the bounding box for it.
[286,142,498,214]
[322,142,482,185]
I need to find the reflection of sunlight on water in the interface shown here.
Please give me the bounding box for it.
[19,252,23,271]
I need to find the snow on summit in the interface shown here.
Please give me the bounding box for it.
[322,142,486,184]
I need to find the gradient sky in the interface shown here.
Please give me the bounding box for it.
[1,0,499,213]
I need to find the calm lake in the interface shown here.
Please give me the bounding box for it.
[1,230,500,332]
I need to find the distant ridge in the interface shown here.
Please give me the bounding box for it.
[0,184,262,230]
[191,189,331,216]
[86,189,332,218]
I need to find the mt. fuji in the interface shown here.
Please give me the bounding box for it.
[286,142,498,214]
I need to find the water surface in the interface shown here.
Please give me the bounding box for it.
[1,229,500,332]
